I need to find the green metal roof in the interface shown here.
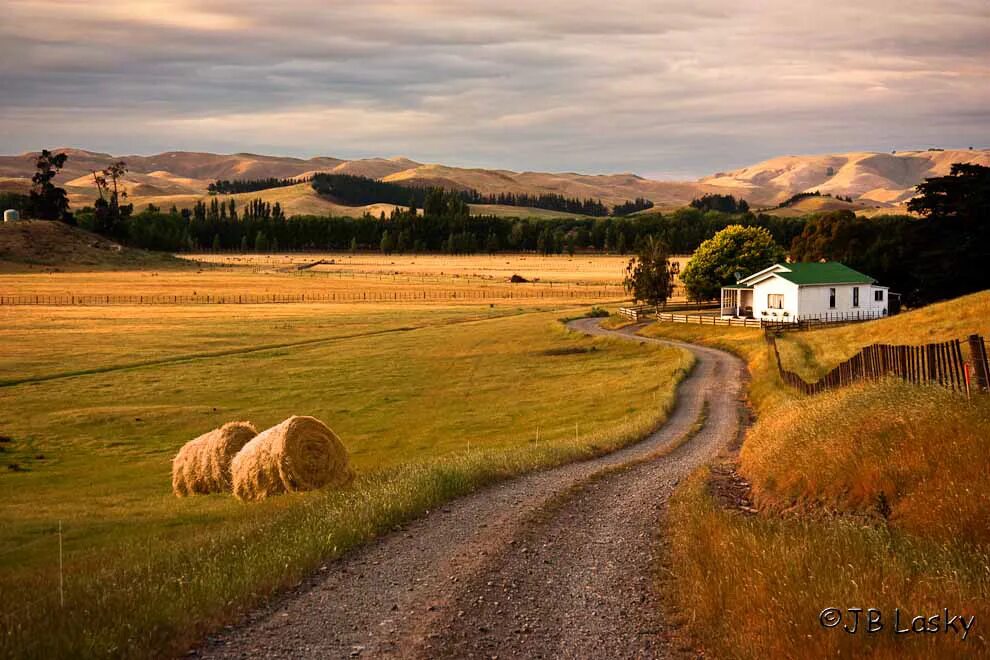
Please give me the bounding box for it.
[774,262,875,285]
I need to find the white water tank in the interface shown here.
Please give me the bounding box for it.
[3,209,19,223]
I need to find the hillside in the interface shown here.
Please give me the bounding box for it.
[702,149,990,206]
[643,290,990,658]
[2,147,988,216]
[0,220,186,272]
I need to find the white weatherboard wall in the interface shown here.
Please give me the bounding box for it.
[797,284,888,318]
[751,278,800,321]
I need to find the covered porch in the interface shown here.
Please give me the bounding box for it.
[721,286,754,318]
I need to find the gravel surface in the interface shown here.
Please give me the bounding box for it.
[193,319,746,659]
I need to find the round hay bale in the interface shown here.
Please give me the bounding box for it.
[171,421,258,497]
[231,416,354,502]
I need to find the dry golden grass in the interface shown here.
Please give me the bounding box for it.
[0,253,642,303]
[776,290,990,380]
[644,292,990,658]
[669,470,988,659]
[741,383,990,546]
[189,252,651,285]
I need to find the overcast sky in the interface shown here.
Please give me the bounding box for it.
[1,0,988,178]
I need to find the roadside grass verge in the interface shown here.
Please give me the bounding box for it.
[668,469,989,659]
[643,295,990,658]
[741,382,990,547]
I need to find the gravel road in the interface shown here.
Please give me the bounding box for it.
[194,318,746,659]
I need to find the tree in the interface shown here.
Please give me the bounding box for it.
[240,235,249,252]
[486,232,500,254]
[681,225,784,301]
[254,231,268,252]
[908,163,990,224]
[349,237,358,253]
[616,231,627,255]
[380,230,395,254]
[212,233,221,252]
[690,193,749,214]
[92,160,132,237]
[624,236,675,310]
[27,150,72,222]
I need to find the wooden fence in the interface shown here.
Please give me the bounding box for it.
[658,313,763,328]
[0,287,618,307]
[617,300,718,321]
[766,331,990,396]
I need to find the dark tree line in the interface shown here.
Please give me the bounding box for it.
[208,177,308,195]
[311,173,430,207]
[459,190,610,217]
[76,196,804,258]
[690,194,749,213]
[612,198,655,216]
[312,172,648,217]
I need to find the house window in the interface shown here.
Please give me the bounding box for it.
[853,287,860,307]
[874,290,884,301]
[829,288,836,308]
[767,293,784,309]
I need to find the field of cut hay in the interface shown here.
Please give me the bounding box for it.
[0,254,637,306]
[0,273,691,656]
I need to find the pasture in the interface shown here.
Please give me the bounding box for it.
[0,253,647,305]
[0,260,692,656]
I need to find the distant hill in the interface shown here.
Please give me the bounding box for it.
[0,220,186,272]
[701,149,990,207]
[0,147,987,217]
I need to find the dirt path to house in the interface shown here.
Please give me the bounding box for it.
[193,319,746,659]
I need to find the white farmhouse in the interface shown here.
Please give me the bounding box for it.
[720,262,889,323]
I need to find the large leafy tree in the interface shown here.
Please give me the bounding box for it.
[681,225,784,301]
[27,150,72,222]
[623,236,675,309]
[908,163,990,224]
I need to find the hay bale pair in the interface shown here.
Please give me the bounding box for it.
[171,416,353,501]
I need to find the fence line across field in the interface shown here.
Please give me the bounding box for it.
[0,287,622,306]
[766,332,990,396]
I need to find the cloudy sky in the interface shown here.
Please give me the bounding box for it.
[1,0,988,177]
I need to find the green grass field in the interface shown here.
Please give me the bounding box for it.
[0,301,690,657]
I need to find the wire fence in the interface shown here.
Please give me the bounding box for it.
[0,287,623,307]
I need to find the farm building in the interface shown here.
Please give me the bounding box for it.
[720,262,890,323]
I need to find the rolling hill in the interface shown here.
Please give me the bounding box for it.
[1,147,987,217]
[701,149,990,207]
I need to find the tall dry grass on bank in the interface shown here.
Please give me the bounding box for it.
[741,383,990,546]
[775,290,990,381]
[643,297,990,658]
[668,470,989,659]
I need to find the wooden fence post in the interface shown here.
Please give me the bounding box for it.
[969,335,990,392]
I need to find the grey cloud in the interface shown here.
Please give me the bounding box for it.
[1,0,988,175]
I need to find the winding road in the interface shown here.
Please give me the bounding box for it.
[194,319,746,659]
